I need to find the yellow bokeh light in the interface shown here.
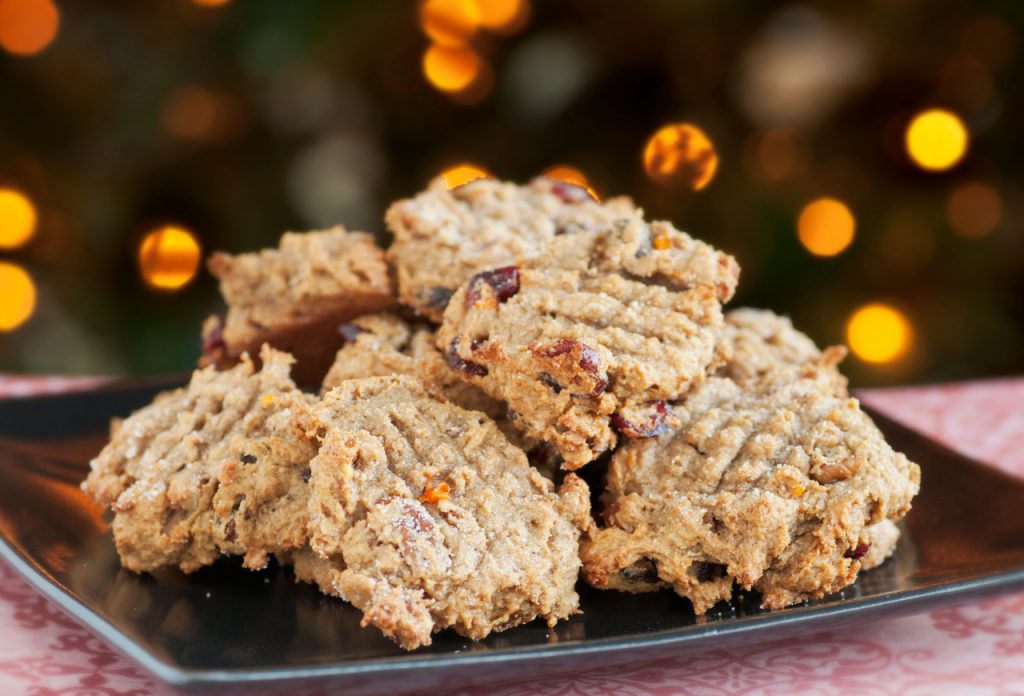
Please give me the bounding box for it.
[541,165,600,201]
[0,0,59,56]
[797,197,856,257]
[419,0,480,46]
[905,109,969,172]
[0,188,37,250]
[643,123,719,191]
[846,303,912,364]
[472,0,529,33]
[0,262,36,332]
[946,182,1002,239]
[422,44,483,93]
[441,163,492,189]
[138,225,201,291]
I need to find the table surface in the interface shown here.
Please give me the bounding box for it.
[1,375,1023,696]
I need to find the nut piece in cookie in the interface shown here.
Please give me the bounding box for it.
[437,217,739,468]
[581,313,920,613]
[385,176,639,320]
[204,227,394,385]
[82,346,317,573]
[295,376,590,650]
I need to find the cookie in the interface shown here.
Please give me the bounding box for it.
[82,346,317,573]
[580,323,920,612]
[386,177,639,320]
[321,312,545,456]
[437,217,740,468]
[296,376,590,649]
[204,227,394,385]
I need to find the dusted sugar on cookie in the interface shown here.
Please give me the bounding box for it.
[296,376,591,650]
[580,322,921,613]
[386,176,639,320]
[204,227,394,385]
[437,218,740,468]
[82,347,317,573]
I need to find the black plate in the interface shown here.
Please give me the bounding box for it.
[1,379,1023,694]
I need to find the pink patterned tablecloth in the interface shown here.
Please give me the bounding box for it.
[1,375,1023,695]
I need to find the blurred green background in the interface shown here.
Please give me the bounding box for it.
[0,0,1021,386]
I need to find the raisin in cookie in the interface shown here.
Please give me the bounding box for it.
[386,176,639,320]
[295,376,590,650]
[437,218,740,468]
[82,346,317,573]
[204,227,393,385]
[580,330,921,613]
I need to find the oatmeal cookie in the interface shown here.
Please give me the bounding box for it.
[386,176,639,320]
[437,218,740,468]
[82,346,317,573]
[204,227,394,385]
[296,376,590,649]
[580,337,920,612]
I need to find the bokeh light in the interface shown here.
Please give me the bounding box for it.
[192,0,230,5]
[422,44,483,93]
[0,0,59,56]
[441,163,492,189]
[541,165,599,201]
[846,303,913,364]
[905,109,969,172]
[138,225,201,291]
[0,188,37,250]
[946,182,1002,239]
[161,86,240,142]
[419,0,480,47]
[643,123,719,191]
[473,0,529,34]
[797,197,856,257]
[0,262,36,332]
[748,129,809,183]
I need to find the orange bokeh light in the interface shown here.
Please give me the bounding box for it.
[797,198,856,257]
[422,44,483,93]
[419,0,480,46]
[0,262,36,332]
[946,182,1002,239]
[441,163,492,189]
[0,0,59,56]
[0,188,37,250]
[473,0,530,34]
[138,225,201,291]
[541,165,600,201]
[643,123,719,191]
[161,86,239,142]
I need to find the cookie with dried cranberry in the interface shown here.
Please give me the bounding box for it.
[297,376,590,650]
[204,227,394,385]
[82,347,318,573]
[437,217,740,468]
[385,176,639,320]
[580,344,920,613]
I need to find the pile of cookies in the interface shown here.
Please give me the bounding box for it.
[82,176,921,650]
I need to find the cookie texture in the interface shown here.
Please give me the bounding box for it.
[297,376,590,649]
[386,176,639,321]
[717,308,832,386]
[580,315,920,612]
[204,227,394,385]
[437,218,740,468]
[82,347,317,573]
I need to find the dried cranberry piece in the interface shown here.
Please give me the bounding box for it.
[549,180,594,204]
[202,318,227,358]
[465,266,521,308]
[337,323,368,342]
[695,562,726,582]
[240,453,257,465]
[224,519,237,543]
[844,542,871,560]
[301,468,311,483]
[447,336,488,376]
[612,400,674,439]
[422,286,454,311]
[538,339,607,397]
